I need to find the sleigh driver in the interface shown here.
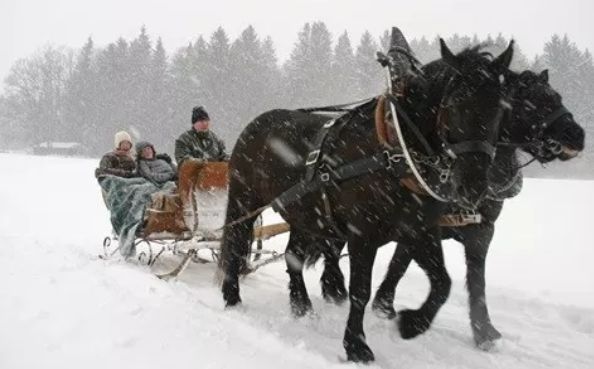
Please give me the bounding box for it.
[174,106,230,233]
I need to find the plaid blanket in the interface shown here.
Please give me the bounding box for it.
[100,176,175,257]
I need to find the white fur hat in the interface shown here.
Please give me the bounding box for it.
[114,131,132,149]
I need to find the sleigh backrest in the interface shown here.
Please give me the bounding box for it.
[195,162,229,191]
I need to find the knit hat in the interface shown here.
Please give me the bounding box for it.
[135,141,155,158]
[191,106,210,124]
[114,131,132,149]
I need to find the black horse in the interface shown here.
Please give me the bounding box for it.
[220,40,513,362]
[307,68,586,350]
[371,68,585,346]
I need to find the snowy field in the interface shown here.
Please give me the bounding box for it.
[1,153,593,369]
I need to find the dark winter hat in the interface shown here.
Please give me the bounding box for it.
[191,106,210,124]
[135,141,155,157]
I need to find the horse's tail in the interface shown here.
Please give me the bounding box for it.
[218,197,261,305]
[218,143,264,305]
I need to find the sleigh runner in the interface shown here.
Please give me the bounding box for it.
[101,160,289,279]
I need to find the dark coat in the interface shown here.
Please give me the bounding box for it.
[95,151,137,180]
[174,129,228,165]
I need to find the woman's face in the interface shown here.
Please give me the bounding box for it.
[141,146,154,159]
[119,141,132,152]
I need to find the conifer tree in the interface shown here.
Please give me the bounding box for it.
[65,37,98,150]
[355,31,384,98]
[331,31,358,103]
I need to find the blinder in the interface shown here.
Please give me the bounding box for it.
[540,106,572,132]
[437,98,502,161]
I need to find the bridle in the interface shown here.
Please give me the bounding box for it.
[486,85,574,197]
[437,98,500,162]
[495,75,574,161]
[385,68,505,203]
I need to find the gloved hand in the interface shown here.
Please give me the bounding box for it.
[157,153,172,163]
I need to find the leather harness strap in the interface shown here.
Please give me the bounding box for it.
[304,118,336,182]
[374,94,400,149]
[272,150,407,213]
[375,95,391,149]
[399,177,429,196]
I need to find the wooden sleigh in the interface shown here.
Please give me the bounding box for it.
[101,159,290,279]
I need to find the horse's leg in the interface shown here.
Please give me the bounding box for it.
[398,232,451,339]
[343,239,377,362]
[285,229,313,317]
[462,223,502,349]
[320,239,347,304]
[220,181,260,307]
[372,243,414,319]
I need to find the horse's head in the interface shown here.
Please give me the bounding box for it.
[504,70,585,162]
[434,39,513,209]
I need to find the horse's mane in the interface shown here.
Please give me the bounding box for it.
[456,44,493,61]
[422,44,494,80]
[517,70,542,85]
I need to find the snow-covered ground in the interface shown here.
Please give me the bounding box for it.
[1,153,593,369]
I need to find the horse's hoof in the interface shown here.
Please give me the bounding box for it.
[321,275,348,305]
[372,298,397,320]
[290,299,313,317]
[398,308,432,339]
[322,292,348,305]
[222,283,241,307]
[346,348,375,363]
[322,286,348,305]
[224,296,241,308]
[225,296,241,308]
[473,322,502,350]
[344,336,375,363]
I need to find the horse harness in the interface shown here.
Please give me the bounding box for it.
[271,99,409,237]
[270,94,488,236]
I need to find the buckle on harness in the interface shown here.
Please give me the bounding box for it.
[320,172,330,182]
[306,150,320,165]
[383,150,403,169]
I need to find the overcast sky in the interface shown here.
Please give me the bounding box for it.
[1,0,593,86]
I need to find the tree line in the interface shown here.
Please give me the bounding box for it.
[0,23,592,176]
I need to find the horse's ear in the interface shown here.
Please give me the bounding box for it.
[539,69,549,83]
[440,38,460,71]
[493,40,514,70]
